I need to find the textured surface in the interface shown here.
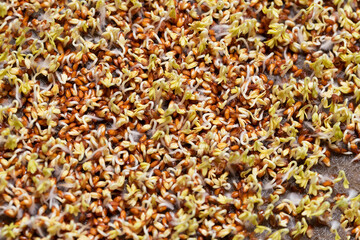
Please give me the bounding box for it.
[1,0,360,239]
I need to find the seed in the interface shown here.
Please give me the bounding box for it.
[4,209,17,218]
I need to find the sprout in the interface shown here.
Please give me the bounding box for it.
[294,169,316,189]
[165,0,176,19]
[0,2,8,17]
[269,115,283,130]
[266,23,290,48]
[47,218,62,236]
[179,30,188,48]
[268,228,289,240]
[108,229,122,239]
[334,170,349,189]
[46,25,64,50]
[8,114,23,130]
[292,218,308,237]
[280,58,293,77]
[216,65,228,84]
[307,54,335,79]
[198,30,208,54]
[35,179,53,194]
[73,142,85,161]
[166,71,184,95]
[148,54,158,71]
[65,203,80,216]
[5,135,18,150]
[262,3,280,20]
[0,171,7,193]
[109,176,126,190]
[27,159,38,174]
[43,167,54,178]
[1,223,19,239]
[255,225,272,235]
[15,28,30,47]
[229,19,259,38]
[190,16,213,32]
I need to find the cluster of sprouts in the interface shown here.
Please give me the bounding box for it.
[1,0,360,239]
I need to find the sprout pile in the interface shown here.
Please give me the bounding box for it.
[1,0,360,239]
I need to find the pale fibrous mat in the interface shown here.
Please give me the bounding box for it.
[1,0,360,240]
